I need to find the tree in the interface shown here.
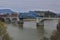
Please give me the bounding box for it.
[0,21,10,40]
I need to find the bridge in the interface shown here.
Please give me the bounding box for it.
[36,17,60,38]
[36,17,60,23]
[0,17,19,23]
[36,17,60,26]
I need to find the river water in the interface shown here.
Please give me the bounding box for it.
[6,21,44,40]
[6,20,58,40]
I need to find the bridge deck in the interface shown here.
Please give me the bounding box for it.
[36,18,60,23]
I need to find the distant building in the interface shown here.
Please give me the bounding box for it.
[0,14,6,17]
[0,9,19,23]
[0,12,19,23]
[19,12,28,19]
[5,12,19,23]
[0,9,15,18]
[34,11,57,17]
[19,11,42,19]
[57,14,60,18]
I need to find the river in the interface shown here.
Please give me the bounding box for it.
[6,21,44,40]
[6,20,58,40]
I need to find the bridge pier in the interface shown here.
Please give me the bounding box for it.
[18,18,24,27]
[36,22,44,27]
[36,18,44,26]
[36,17,60,27]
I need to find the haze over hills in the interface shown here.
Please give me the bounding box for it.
[0,8,59,15]
[0,9,14,13]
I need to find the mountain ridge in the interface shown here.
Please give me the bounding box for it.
[0,9,14,13]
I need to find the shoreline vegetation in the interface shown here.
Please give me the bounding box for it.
[0,21,10,40]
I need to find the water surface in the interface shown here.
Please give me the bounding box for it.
[6,20,58,40]
[7,21,44,40]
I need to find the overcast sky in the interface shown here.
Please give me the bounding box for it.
[0,0,60,13]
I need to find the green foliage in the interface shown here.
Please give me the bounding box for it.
[0,21,10,40]
[3,33,10,40]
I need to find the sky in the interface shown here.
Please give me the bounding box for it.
[0,0,60,13]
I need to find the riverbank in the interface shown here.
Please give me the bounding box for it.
[0,22,10,40]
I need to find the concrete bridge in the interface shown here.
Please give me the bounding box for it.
[36,17,60,27]
[36,17,60,23]
[1,17,19,23]
[36,17,60,38]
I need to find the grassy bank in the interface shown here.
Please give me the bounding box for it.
[0,21,10,40]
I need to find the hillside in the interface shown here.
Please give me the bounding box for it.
[0,9,14,13]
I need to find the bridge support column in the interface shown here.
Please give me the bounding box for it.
[36,18,44,26]
[18,18,24,27]
[36,22,44,26]
[3,18,6,22]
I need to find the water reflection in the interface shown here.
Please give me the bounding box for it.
[37,25,44,40]
[37,26,44,35]
[18,24,23,30]
[6,21,44,40]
